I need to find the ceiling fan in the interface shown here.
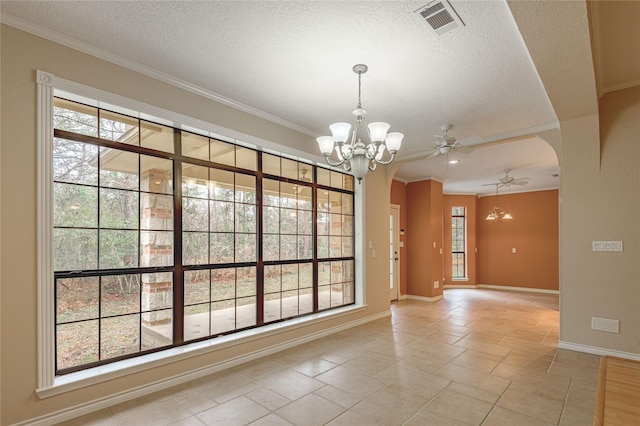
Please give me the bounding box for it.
[413,124,483,159]
[484,169,530,189]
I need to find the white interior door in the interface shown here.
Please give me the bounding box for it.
[390,205,400,301]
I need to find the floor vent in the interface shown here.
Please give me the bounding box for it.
[414,1,465,36]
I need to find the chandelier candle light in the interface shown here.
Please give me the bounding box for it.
[316,64,403,183]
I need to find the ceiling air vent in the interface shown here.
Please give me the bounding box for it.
[414,1,464,36]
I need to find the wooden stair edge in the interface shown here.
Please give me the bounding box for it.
[593,355,607,426]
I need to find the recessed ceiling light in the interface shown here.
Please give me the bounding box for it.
[448,159,459,164]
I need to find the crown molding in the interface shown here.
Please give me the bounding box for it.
[1,14,317,137]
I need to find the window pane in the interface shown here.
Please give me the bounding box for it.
[237,297,256,328]
[281,208,297,231]
[212,268,235,301]
[211,200,234,232]
[282,264,298,291]
[210,169,234,201]
[141,231,173,267]
[235,204,256,233]
[280,235,297,260]
[54,183,98,228]
[235,233,256,263]
[210,233,234,264]
[100,148,139,190]
[142,309,172,350]
[264,293,282,322]
[319,262,331,285]
[281,290,298,318]
[141,156,173,194]
[263,206,279,234]
[101,274,140,316]
[211,300,235,335]
[56,277,99,323]
[297,210,312,235]
[298,187,313,210]
[298,235,313,259]
[101,314,140,359]
[210,139,235,166]
[299,287,313,315]
[182,164,209,198]
[281,158,297,180]
[317,168,331,187]
[141,121,174,153]
[54,98,98,137]
[317,236,329,259]
[141,194,173,230]
[342,194,353,215]
[54,228,97,271]
[183,198,209,231]
[236,147,257,171]
[99,229,138,269]
[182,132,208,160]
[263,179,280,206]
[185,304,210,341]
[185,270,210,305]
[53,138,99,185]
[262,154,280,176]
[57,321,99,370]
[183,232,209,265]
[100,110,139,143]
[264,265,281,294]
[235,174,256,204]
[317,190,329,212]
[329,191,342,213]
[330,171,344,189]
[141,272,173,311]
[237,267,256,297]
[100,188,139,229]
[317,212,329,235]
[263,235,280,261]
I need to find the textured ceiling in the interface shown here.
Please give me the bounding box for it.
[1,1,634,194]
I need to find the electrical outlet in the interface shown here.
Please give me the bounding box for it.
[434,281,439,289]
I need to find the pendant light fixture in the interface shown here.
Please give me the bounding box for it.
[316,64,403,183]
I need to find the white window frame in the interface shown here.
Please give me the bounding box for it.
[36,70,366,398]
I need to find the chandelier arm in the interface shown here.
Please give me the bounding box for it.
[368,161,377,172]
[374,151,397,165]
[322,154,348,168]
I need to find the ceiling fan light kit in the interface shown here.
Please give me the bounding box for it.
[316,64,403,183]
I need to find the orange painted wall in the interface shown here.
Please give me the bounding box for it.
[390,180,407,295]
[478,190,559,290]
[406,180,444,298]
[443,195,479,285]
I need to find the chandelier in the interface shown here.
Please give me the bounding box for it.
[485,184,513,221]
[316,64,403,183]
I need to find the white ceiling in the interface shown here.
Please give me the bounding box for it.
[1,1,636,194]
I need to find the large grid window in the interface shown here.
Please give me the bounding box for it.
[451,206,466,278]
[52,98,355,374]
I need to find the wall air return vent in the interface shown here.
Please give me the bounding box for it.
[414,1,465,36]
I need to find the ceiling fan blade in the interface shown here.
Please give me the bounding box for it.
[512,181,529,186]
[457,135,483,146]
[427,150,442,159]
[455,146,474,154]
[409,146,438,152]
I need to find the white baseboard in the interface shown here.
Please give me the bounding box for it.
[558,341,640,361]
[442,284,559,295]
[398,294,408,300]
[17,310,391,426]
[444,284,477,289]
[405,294,444,303]
[477,284,559,295]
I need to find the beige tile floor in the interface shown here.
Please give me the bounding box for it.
[59,289,600,425]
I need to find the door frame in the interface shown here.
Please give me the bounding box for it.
[390,204,401,301]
